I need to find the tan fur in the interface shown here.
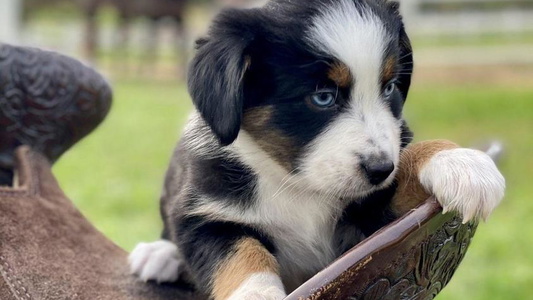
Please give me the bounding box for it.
[328,62,353,88]
[391,140,459,216]
[242,106,296,171]
[382,56,397,83]
[212,238,280,300]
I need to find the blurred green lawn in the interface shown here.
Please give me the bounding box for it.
[53,76,532,299]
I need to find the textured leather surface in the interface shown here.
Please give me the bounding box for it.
[0,147,200,300]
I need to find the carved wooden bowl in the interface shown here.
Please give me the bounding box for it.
[0,44,477,300]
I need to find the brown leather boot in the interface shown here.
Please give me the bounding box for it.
[0,43,112,185]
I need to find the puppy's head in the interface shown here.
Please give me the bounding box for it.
[188,0,413,199]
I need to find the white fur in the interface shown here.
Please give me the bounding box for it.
[128,240,183,283]
[300,108,402,199]
[227,272,286,300]
[420,148,505,223]
[182,113,226,158]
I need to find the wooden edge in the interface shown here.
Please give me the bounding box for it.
[0,146,33,195]
[285,198,444,300]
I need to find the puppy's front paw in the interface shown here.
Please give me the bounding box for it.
[226,273,286,300]
[128,240,184,283]
[420,148,505,223]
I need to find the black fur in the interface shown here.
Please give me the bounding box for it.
[194,156,257,209]
[187,9,258,145]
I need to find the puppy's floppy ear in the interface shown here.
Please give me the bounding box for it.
[187,10,256,146]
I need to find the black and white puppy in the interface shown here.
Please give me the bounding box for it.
[129,0,505,299]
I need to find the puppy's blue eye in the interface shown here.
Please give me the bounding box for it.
[310,90,336,108]
[383,82,396,98]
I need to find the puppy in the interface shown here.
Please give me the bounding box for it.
[129,0,505,299]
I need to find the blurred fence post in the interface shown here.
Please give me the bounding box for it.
[0,0,22,43]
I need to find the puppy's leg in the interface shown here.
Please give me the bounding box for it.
[179,218,285,300]
[391,140,505,222]
[215,238,285,300]
[129,240,185,283]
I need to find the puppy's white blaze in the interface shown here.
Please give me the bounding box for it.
[227,272,286,300]
[308,0,389,99]
[420,148,506,223]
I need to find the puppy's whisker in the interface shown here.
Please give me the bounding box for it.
[273,173,311,201]
[272,172,305,200]
[399,51,413,60]
[272,172,298,197]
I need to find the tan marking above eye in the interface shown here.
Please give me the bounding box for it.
[382,56,397,84]
[327,62,353,88]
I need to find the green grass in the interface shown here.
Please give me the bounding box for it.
[405,83,533,300]
[52,77,533,299]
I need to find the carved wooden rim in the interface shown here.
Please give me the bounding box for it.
[285,199,476,300]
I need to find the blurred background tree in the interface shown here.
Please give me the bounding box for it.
[0,1,532,300]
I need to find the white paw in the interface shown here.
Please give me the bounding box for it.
[128,240,184,283]
[420,148,505,223]
[227,273,286,300]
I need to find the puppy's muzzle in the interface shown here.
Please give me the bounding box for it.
[360,158,395,186]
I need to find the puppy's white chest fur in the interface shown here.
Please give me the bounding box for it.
[252,176,341,290]
[231,131,344,288]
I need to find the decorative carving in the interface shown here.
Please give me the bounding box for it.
[349,217,477,300]
[0,44,112,169]
[287,206,479,300]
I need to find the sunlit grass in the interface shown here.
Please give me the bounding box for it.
[405,83,533,300]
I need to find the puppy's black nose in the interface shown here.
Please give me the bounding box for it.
[361,160,395,185]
